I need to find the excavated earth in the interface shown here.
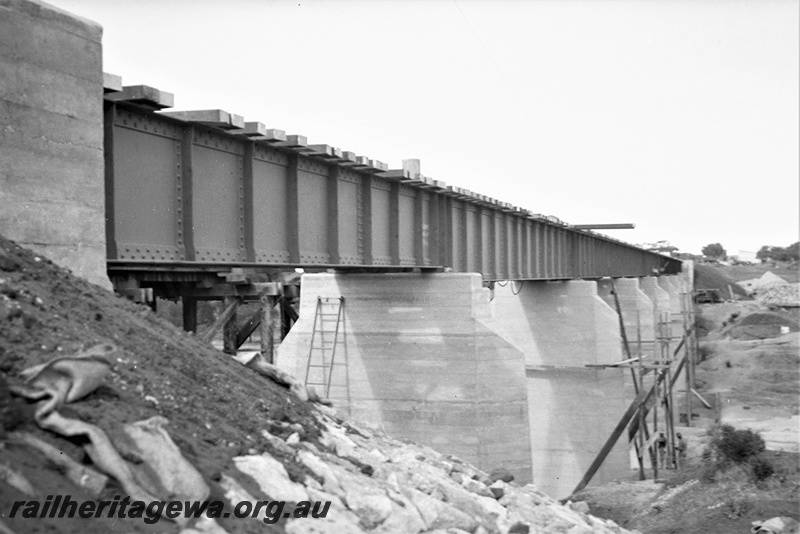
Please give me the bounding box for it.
[571,298,800,534]
[0,235,637,534]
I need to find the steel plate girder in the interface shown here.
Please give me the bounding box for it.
[105,102,682,281]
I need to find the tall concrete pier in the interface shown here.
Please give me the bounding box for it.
[491,280,630,498]
[277,273,688,497]
[276,273,533,484]
[278,272,689,498]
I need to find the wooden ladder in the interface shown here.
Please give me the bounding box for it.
[304,296,347,399]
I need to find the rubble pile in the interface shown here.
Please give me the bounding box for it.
[738,272,790,296]
[756,284,800,308]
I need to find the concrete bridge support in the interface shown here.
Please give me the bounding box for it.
[640,277,671,325]
[275,273,533,483]
[491,280,629,499]
[658,276,683,320]
[596,278,656,356]
[0,0,109,288]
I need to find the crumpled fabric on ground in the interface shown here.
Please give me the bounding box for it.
[245,353,309,400]
[37,409,160,506]
[9,431,108,496]
[15,343,115,419]
[0,462,34,495]
[123,416,209,503]
[752,516,800,534]
[10,344,208,526]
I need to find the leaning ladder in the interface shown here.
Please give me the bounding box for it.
[304,296,346,399]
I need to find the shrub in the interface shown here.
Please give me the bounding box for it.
[749,456,775,482]
[708,424,765,464]
[702,425,775,484]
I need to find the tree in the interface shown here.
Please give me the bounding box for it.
[756,245,772,262]
[757,242,799,262]
[785,241,799,261]
[701,243,726,259]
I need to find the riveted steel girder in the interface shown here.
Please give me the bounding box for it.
[105,101,682,282]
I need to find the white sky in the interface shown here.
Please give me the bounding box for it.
[51,0,800,256]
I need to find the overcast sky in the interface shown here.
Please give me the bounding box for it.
[51,0,799,256]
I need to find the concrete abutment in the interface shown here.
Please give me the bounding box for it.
[0,0,109,288]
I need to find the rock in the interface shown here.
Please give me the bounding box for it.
[300,441,322,454]
[233,454,308,503]
[450,471,464,484]
[343,420,373,438]
[461,477,494,499]
[403,486,479,533]
[489,467,515,483]
[370,494,426,534]
[366,448,389,464]
[567,501,590,514]
[320,423,358,458]
[286,432,300,445]
[435,460,454,474]
[508,523,530,534]
[346,492,394,529]
[286,510,367,534]
[489,480,506,500]
[261,429,295,456]
[219,474,269,522]
[297,450,343,496]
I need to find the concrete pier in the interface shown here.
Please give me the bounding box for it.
[597,278,656,357]
[640,277,671,323]
[491,280,629,499]
[276,273,533,483]
[277,273,688,498]
[658,276,683,319]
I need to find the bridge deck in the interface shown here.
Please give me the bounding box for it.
[104,96,682,289]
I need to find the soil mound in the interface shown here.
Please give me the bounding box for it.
[724,311,799,340]
[0,236,326,532]
[694,264,750,300]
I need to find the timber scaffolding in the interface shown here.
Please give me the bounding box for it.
[571,281,704,495]
[102,76,682,361]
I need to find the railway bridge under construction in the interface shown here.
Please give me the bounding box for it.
[2,0,694,500]
[103,89,690,498]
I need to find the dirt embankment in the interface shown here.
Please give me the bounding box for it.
[0,235,639,534]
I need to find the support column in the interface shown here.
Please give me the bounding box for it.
[491,280,629,499]
[658,276,683,318]
[182,296,197,333]
[223,296,239,355]
[260,294,277,364]
[276,273,532,484]
[640,277,670,325]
